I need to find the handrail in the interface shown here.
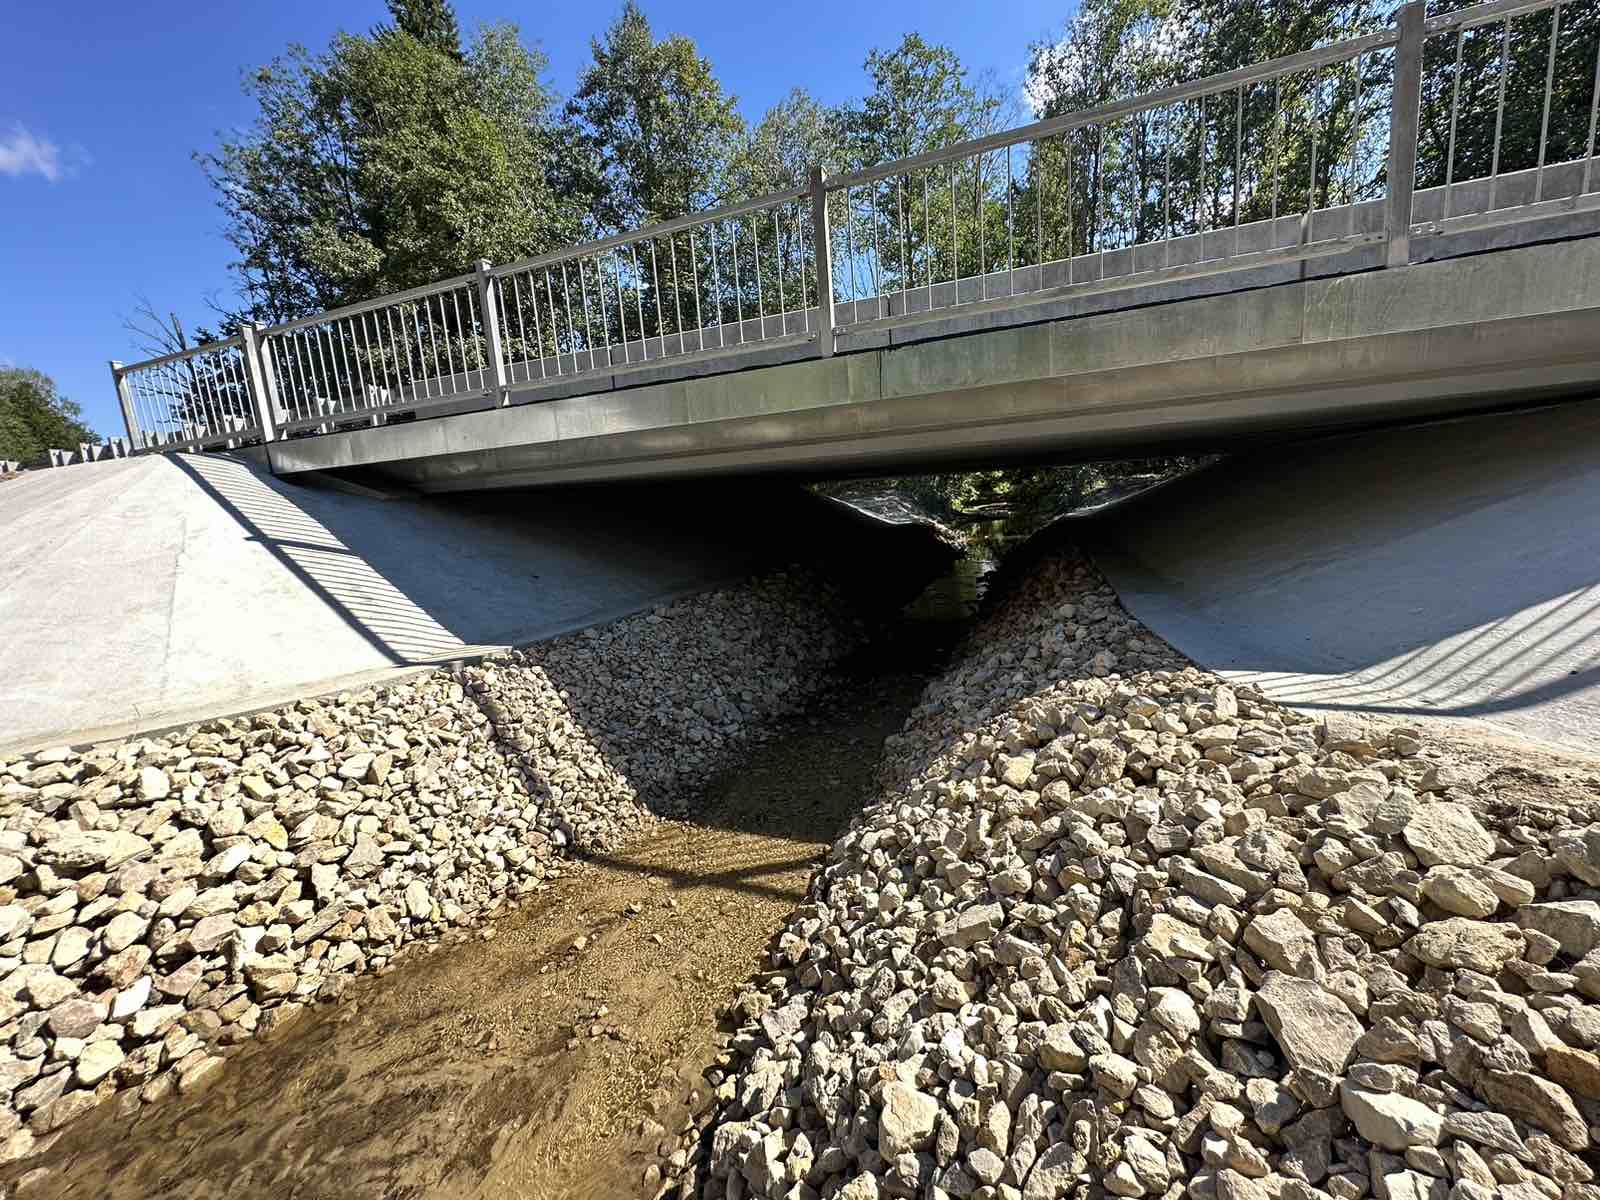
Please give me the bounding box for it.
[827,27,1403,192]
[1426,0,1565,35]
[114,334,242,376]
[487,186,810,280]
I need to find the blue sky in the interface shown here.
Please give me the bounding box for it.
[1,0,1063,438]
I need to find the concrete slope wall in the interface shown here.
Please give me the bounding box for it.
[1092,401,1600,751]
[0,455,946,756]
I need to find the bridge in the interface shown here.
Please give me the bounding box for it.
[107,0,1600,491]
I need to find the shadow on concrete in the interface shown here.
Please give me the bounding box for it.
[1078,399,1600,744]
[169,453,769,668]
[173,448,963,847]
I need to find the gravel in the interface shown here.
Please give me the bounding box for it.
[0,567,862,1156]
[678,550,1600,1200]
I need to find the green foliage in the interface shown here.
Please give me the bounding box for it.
[198,5,580,323]
[0,368,98,463]
[730,88,841,194]
[1417,0,1600,191]
[385,0,463,61]
[566,3,746,230]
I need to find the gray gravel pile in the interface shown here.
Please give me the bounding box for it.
[0,568,860,1158]
[684,551,1600,1200]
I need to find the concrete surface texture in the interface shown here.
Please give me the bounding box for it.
[1092,401,1600,753]
[0,454,766,754]
[267,236,1600,491]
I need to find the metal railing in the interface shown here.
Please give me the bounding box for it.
[109,0,1600,454]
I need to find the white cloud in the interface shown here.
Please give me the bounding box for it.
[0,125,65,183]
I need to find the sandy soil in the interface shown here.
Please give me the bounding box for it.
[4,642,940,1200]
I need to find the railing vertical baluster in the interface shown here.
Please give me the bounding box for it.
[949,165,958,295]
[1272,77,1282,223]
[670,235,687,352]
[1446,30,1465,219]
[383,308,407,401]
[578,258,597,372]
[1306,73,1320,246]
[335,318,361,415]
[560,261,580,373]
[896,175,907,314]
[1030,150,1041,293]
[448,287,471,387]
[811,167,834,357]
[1349,54,1363,214]
[611,253,631,365]
[1385,0,1425,268]
[1233,85,1243,251]
[1586,26,1600,196]
[709,226,727,350]
[648,243,666,356]
[773,213,787,332]
[978,154,988,299]
[752,216,766,336]
[1006,143,1016,296]
[688,231,704,346]
[544,269,564,376]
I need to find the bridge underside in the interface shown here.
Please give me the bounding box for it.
[262,235,1600,491]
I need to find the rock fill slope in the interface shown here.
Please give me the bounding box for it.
[690,552,1600,1200]
[0,569,861,1161]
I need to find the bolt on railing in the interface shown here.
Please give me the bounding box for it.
[109,0,1600,456]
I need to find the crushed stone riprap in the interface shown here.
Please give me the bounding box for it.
[0,568,863,1158]
[678,551,1600,1200]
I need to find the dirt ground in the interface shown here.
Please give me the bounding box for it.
[5,642,940,1200]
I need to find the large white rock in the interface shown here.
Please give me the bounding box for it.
[1340,1084,1444,1150]
[878,1082,939,1158]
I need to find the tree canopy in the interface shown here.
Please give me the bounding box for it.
[0,369,98,464]
[565,2,746,230]
[198,0,580,324]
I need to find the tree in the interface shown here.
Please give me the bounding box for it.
[730,88,842,195]
[1417,0,1600,193]
[831,35,1012,295]
[1023,0,1398,257]
[198,0,579,324]
[566,3,746,231]
[0,369,98,463]
[384,0,463,61]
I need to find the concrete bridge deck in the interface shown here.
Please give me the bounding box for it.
[261,235,1600,493]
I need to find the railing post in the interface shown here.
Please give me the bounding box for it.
[809,166,835,357]
[1385,0,1426,268]
[109,360,141,451]
[239,323,279,444]
[477,259,510,405]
